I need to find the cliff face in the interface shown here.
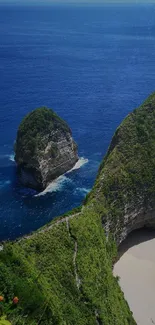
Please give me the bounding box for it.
[15,107,78,190]
[89,92,155,244]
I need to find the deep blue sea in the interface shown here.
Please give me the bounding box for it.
[0,3,155,241]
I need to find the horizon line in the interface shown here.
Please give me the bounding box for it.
[1,0,155,4]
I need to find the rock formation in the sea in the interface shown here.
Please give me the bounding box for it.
[14,107,78,190]
[89,92,155,245]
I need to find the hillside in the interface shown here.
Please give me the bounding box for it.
[0,207,135,325]
[1,93,155,324]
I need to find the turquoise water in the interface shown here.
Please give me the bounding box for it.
[0,3,155,240]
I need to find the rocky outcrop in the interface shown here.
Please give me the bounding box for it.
[104,200,155,246]
[14,107,78,190]
[89,92,155,245]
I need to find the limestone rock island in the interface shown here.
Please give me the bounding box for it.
[14,107,78,190]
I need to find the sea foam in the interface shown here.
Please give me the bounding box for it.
[67,157,88,172]
[9,154,15,162]
[0,154,15,162]
[35,175,72,197]
[75,187,91,195]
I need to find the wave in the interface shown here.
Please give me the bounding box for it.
[67,157,89,173]
[0,154,15,162]
[9,154,15,162]
[35,175,73,197]
[75,187,91,195]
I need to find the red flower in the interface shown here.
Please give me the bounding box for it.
[13,297,19,304]
[0,296,4,302]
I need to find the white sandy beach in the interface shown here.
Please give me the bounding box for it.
[113,229,155,325]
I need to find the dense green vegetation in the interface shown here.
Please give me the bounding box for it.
[14,107,70,167]
[1,93,155,324]
[0,317,11,325]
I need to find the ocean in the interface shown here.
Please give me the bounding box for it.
[0,3,155,240]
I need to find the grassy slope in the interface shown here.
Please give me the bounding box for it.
[0,207,135,325]
[2,93,155,324]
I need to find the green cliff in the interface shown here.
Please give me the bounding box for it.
[88,92,155,244]
[1,93,155,324]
